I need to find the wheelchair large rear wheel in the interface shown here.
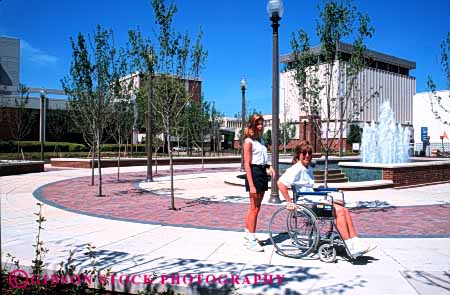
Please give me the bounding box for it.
[269,206,319,258]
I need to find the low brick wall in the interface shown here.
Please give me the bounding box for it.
[340,160,450,187]
[51,157,241,168]
[383,164,450,187]
[0,162,44,176]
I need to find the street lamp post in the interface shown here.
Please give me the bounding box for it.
[39,88,46,162]
[240,77,247,172]
[267,0,283,204]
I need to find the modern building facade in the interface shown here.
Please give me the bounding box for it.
[121,72,202,102]
[0,37,20,95]
[280,42,416,151]
[413,90,450,152]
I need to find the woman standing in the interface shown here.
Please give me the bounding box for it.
[243,114,275,252]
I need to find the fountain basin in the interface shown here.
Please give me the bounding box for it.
[339,158,450,187]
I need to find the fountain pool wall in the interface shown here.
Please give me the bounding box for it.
[339,158,450,187]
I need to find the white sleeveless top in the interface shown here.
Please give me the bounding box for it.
[245,137,268,165]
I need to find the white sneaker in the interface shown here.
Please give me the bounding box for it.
[344,240,366,258]
[352,240,376,255]
[246,239,264,252]
[360,243,377,254]
[348,246,363,258]
[244,229,260,243]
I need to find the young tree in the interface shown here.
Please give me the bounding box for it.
[47,107,69,156]
[208,102,223,156]
[289,0,375,185]
[280,120,296,153]
[128,26,159,180]
[427,32,450,126]
[62,26,123,196]
[144,0,207,210]
[109,87,134,180]
[9,84,36,160]
[180,97,211,161]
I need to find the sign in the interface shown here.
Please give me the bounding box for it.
[352,143,360,151]
[421,127,428,142]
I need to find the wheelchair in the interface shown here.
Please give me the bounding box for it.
[269,187,354,263]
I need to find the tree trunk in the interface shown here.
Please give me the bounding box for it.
[97,128,103,196]
[201,139,204,170]
[168,131,176,210]
[91,144,95,186]
[155,145,158,174]
[117,139,121,181]
[17,141,20,160]
[130,137,133,157]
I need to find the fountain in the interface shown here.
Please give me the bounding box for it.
[275,100,450,189]
[361,101,410,164]
[337,100,450,188]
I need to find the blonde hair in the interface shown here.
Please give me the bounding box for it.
[244,114,264,140]
[292,140,313,164]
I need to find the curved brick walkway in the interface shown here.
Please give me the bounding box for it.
[34,168,450,238]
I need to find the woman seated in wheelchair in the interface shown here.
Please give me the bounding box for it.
[277,140,376,258]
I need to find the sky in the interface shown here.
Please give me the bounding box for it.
[1,0,449,116]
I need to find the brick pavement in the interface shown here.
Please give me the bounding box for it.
[34,167,450,238]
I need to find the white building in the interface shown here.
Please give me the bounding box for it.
[280,42,416,149]
[219,114,273,141]
[413,90,450,152]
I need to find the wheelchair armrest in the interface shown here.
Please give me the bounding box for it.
[295,192,328,196]
[314,187,339,192]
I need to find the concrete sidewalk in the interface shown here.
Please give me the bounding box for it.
[1,164,449,294]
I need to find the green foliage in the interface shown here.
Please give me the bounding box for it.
[289,0,375,184]
[347,124,362,145]
[7,85,38,159]
[263,129,272,146]
[290,0,375,140]
[280,120,297,145]
[0,141,87,153]
[62,25,126,148]
[31,202,49,293]
[47,109,70,149]
[101,143,146,152]
[128,0,208,209]
[427,32,450,126]
[179,97,211,152]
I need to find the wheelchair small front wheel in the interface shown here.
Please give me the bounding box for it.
[318,244,337,263]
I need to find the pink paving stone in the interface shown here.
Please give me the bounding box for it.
[36,168,450,237]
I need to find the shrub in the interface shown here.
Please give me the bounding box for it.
[101,143,146,152]
[0,141,88,153]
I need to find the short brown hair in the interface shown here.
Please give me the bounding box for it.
[292,140,313,164]
[244,114,264,140]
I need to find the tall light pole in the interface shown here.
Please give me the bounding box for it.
[267,0,283,204]
[240,77,247,172]
[39,88,46,162]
